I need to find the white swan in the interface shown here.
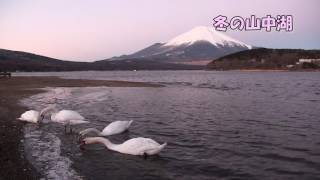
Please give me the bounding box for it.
[79,120,133,137]
[51,110,89,133]
[17,105,56,123]
[80,137,167,156]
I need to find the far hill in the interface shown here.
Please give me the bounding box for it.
[0,49,90,71]
[0,49,202,72]
[207,48,320,70]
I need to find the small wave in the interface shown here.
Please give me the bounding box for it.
[265,168,305,175]
[169,141,204,149]
[196,83,240,90]
[158,81,193,87]
[259,153,320,170]
[24,125,82,180]
[282,146,310,152]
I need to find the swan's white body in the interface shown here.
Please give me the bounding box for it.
[51,110,89,125]
[18,106,56,123]
[79,120,133,136]
[18,110,40,123]
[81,137,167,156]
[50,109,89,133]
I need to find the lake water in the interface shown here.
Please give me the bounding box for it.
[17,71,320,180]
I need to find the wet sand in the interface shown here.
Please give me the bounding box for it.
[0,76,160,179]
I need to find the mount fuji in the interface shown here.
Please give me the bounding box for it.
[108,26,252,65]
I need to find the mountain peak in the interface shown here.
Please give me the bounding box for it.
[164,26,252,49]
[108,26,252,64]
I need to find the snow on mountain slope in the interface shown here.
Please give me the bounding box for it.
[107,26,252,64]
[164,26,252,49]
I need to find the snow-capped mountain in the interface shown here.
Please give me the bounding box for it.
[164,26,251,48]
[109,26,252,65]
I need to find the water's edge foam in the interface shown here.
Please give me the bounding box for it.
[20,88,82,180]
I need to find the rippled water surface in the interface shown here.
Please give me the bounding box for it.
[18,71,320,180]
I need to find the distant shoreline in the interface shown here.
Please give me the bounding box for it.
[206,69,320,72]
[0,76,161,179]
[234,69,289,72]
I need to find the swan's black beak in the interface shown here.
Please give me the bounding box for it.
[79,140,85,151]
[39,115,45,125]
[77,134,83,144]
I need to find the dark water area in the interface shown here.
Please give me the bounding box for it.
[18,71,320,180]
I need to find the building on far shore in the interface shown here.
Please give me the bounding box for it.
[297,59,320,65]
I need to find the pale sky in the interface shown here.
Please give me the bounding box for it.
[0,0,319,61]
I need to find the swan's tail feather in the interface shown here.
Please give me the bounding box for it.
[17,117,27,121]
[17,117,28,122]
[17,118,37,123]
[159,142,167,150]
[127,120,133,128]
[145,142,167,155]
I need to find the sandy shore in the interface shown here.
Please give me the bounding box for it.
[235,69,320,72]
[0,76,161,179]
[237,69,289,72]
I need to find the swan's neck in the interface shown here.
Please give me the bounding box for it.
[96,137,117,150]
[82,128,102,136]
[40,106,57,116]
[39,106,58,122]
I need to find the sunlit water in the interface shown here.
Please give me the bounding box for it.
[18,71,320,180]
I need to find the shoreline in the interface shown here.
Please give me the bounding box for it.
[0,76,161,179]
[205,69,320,72]
[236,69,320,72]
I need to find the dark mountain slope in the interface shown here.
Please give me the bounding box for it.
[207,48,320,70]
[0,49,202,71]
